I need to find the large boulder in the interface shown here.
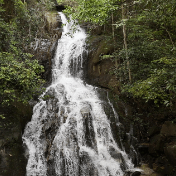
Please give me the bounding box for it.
[148,134,165,155]
[80,105,97,150]
[160,121,176,137]
[152,156,174,175]
[164,143,176,164]
[86,36,120,94]
[147,126,160,137]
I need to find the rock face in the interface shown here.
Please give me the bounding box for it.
[31,11,62,85]
[80,106,97,150]
[0,103,32,176]
[86,35,120,94]
[146,121,176,174]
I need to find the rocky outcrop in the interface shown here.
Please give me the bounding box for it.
[80,106,97,150]
[30,11,62,85]
[86,35,120,94]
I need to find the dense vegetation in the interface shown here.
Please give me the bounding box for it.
[57,0,176,107]
[0,0,55,118]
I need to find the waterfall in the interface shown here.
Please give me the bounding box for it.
[23,12,139,176]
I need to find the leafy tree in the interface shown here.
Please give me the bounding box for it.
[0,0,55,111]
[57,0,119,25]
[0,52,44,105]
[121,0,176,106]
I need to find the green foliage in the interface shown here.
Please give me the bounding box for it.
[0,52,44,104]
[57,0,120,25]
[110,0,176,106]
[0,0,55,109]
[0,114,5,119]
[127,57,176,106]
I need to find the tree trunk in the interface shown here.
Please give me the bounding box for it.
[112,13,115,49]
[122,2,132,82]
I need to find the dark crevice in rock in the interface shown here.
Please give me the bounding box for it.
[56,5,66,11]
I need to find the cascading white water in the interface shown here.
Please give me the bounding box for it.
[23,12,139,176]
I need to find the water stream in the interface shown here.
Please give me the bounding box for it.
[23,12,138,176]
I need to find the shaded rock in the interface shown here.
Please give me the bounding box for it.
[164,143,176,164]
[86,35,120,93]
[152,156,175,175]
[147,126,160,137]
[148,134,165,155]
[124,170,141,176]
[138,143,149,154]
[30,11,62,86]
[149,173,163,176]
[131,171,141,176]
[161,121,176,137]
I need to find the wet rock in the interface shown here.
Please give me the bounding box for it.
[81,106,97,150]
[28,99,38,107]
[79,151,98,176]
[80,105,91,117]
[108,147,128,171]
[161,121,176,137]
[44,88,59,112]
[109,147,123,162]
[46,98,59,112]
[45,87,56,98]
[60,106,65,115]
[56,84,65,94]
